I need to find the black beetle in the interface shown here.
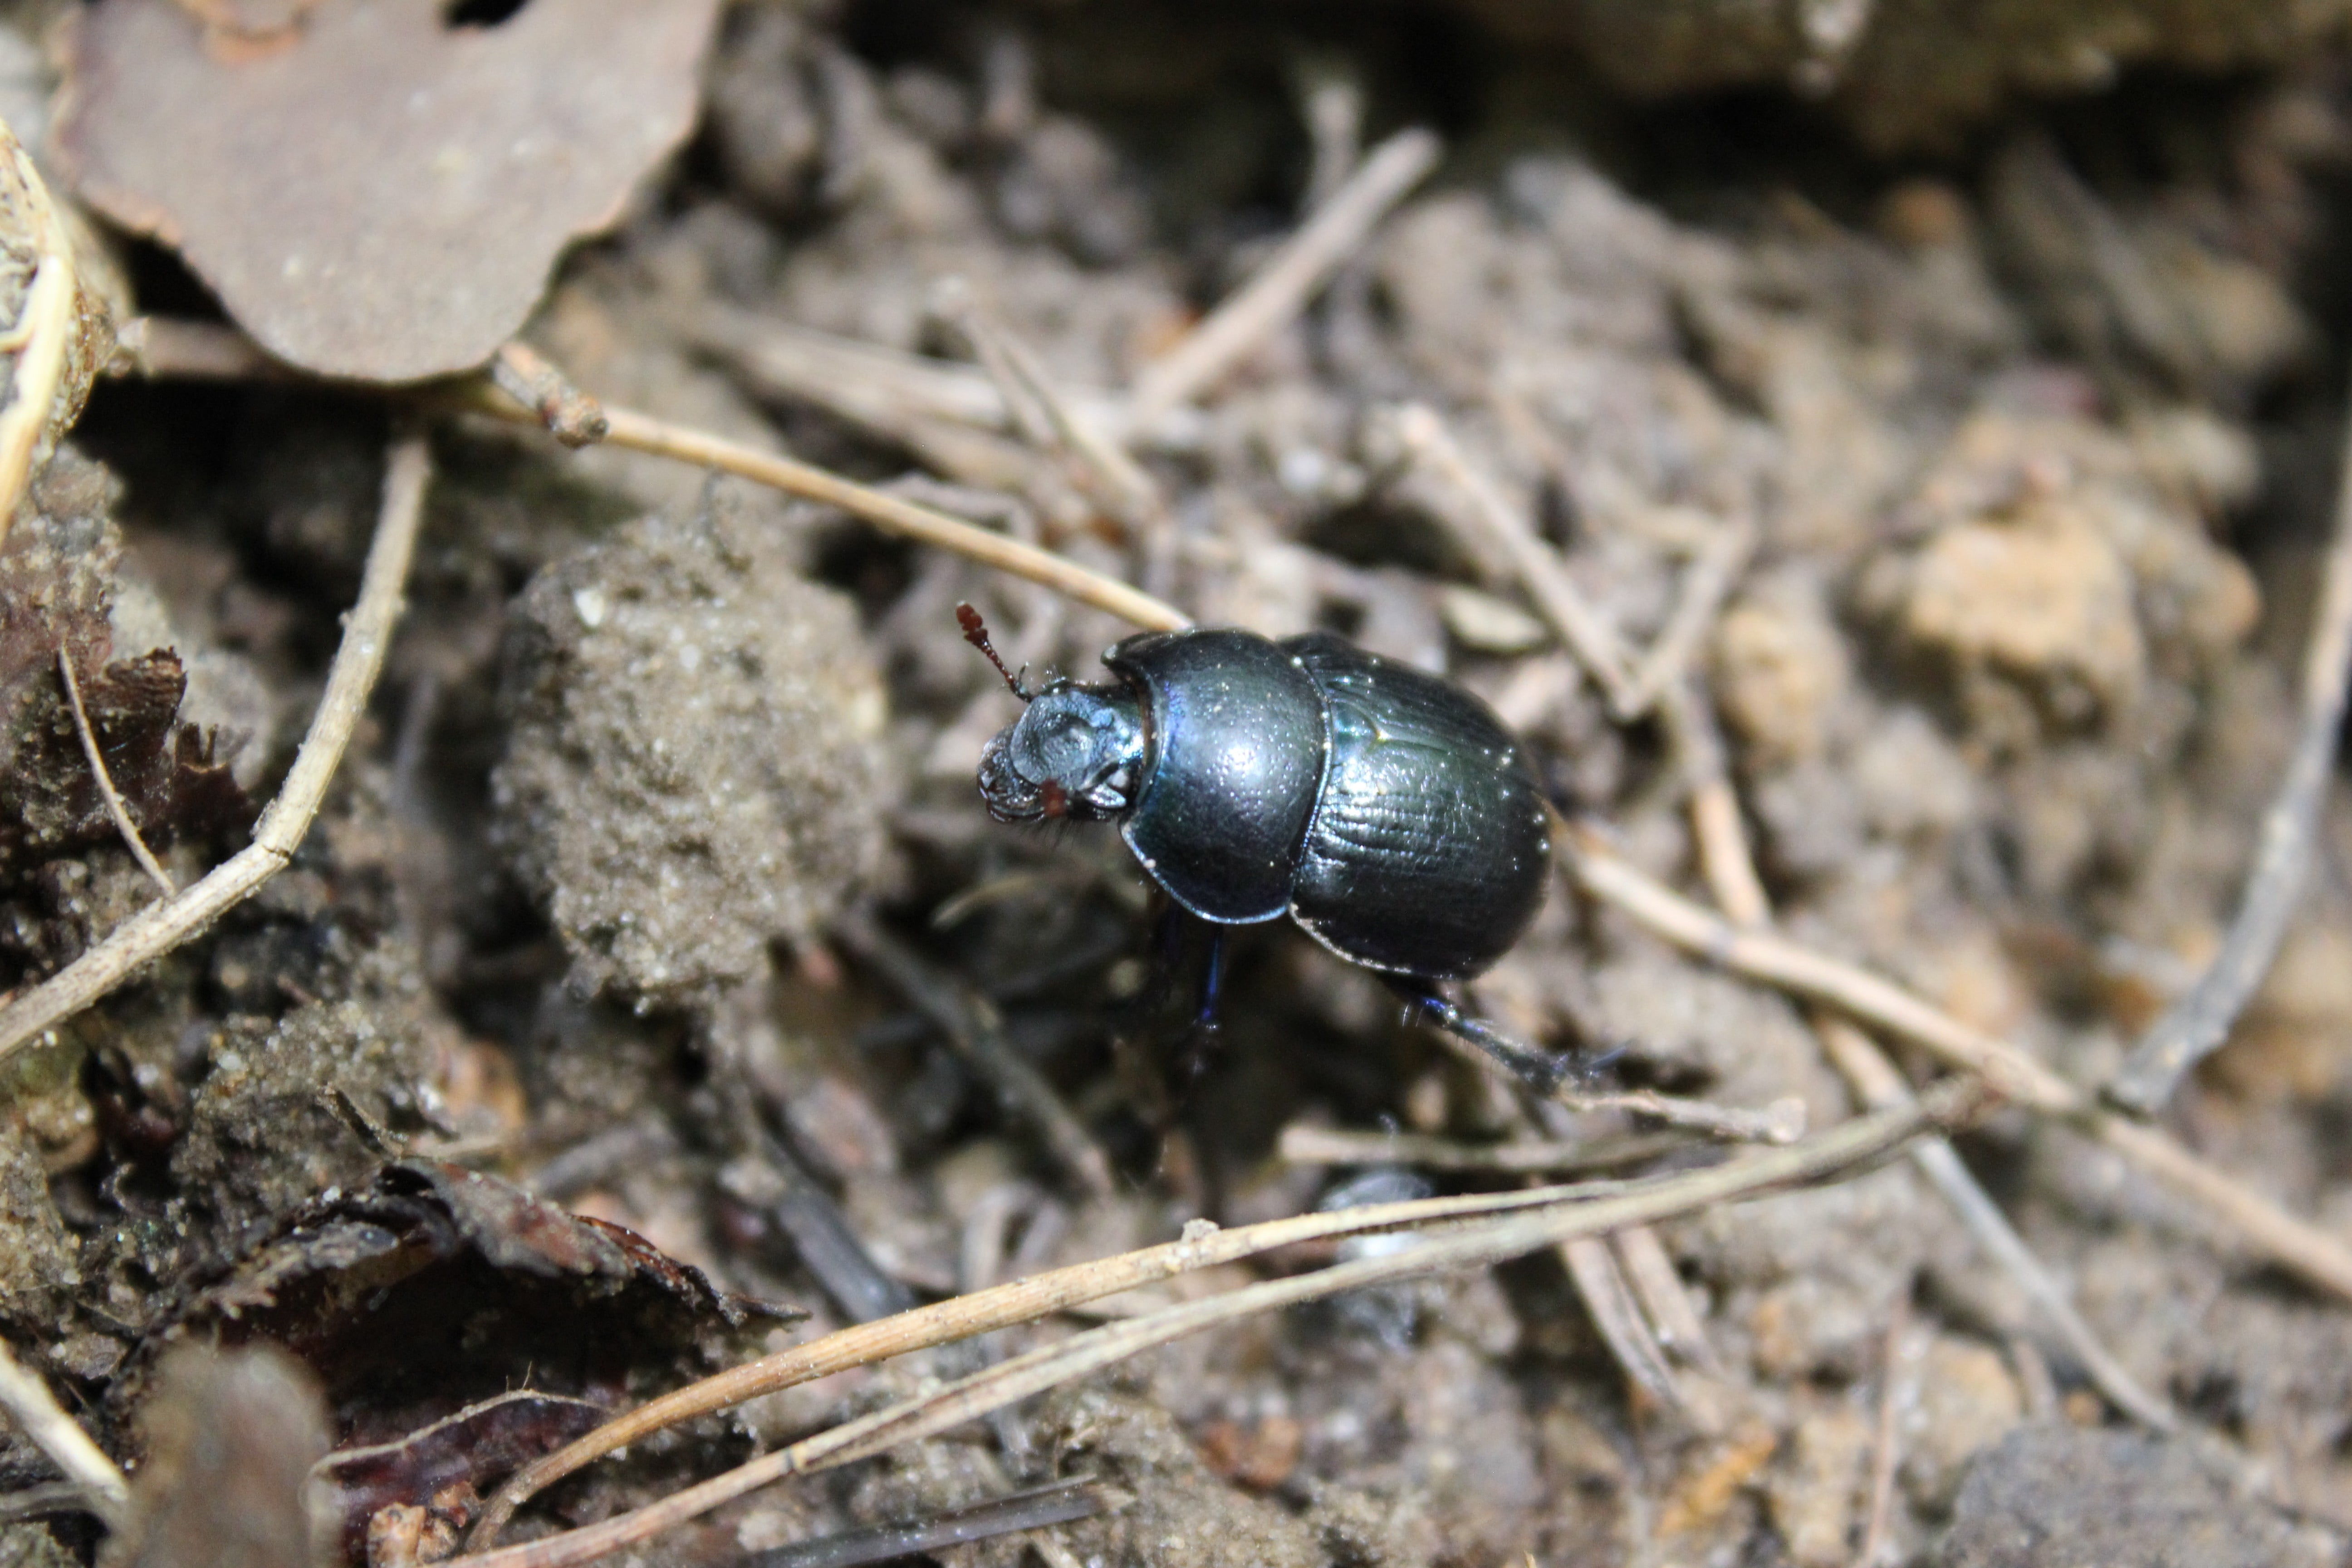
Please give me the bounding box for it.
[962,607,1551,1022]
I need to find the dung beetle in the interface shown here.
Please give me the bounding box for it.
[962,607,1554,1068]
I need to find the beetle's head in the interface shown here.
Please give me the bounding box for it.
[977,681,1147,823]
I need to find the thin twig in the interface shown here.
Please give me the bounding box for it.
[1620,516,1758,719]
[457,1093,1955,1568]
[55,648,175,897]
[1559,818,2352,1304]
[1276,1122,1688,1175]
[462,384,1191,635]
[1852,1290,1908,1568]
[2107,372,2352,1112]
[489,342,608,448]
[0,121,84,550]
[1563,1233,1693,1417]
[1127,128,1441,428]
[107,323,1183,636]
[932,279,1169,534]
[0,435,432,1066]
[1393,403,1641,710]
[1555,1086,1808,1144]
[836,912,1116,1201]
[1613,1224,1723,1375]
[0,1336,127,1529]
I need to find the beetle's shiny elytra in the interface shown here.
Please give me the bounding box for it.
[968,616,1550,983]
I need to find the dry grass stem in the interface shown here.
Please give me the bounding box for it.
[54,648,176,897]
[1395,403,1641,709]
[1852,1291,1909,1568]
[1614,1223,1724,1375]
[1127,128,1440,428]
[0,435,432,1065]
[1563,1233,1699,1419]
[1620,516,1758,718]
[469,384,1191,633]
[489,341,609,447]
[1556,1086,1808,1144]
[1276,1122,1688,1175]
[459,1093,1954,1568]
[0,123,84,548]
[1561,823,2352,1303]
[2107,372,2352,1112]
[0,1335,128,1528]
[932,279,1168,532]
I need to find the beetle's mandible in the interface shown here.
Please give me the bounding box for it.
[962,607,1549,983]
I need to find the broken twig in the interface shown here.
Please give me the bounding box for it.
[1128,128,1440,428]
[0,1335,128,1530]
[2106,369,2352,1112]
[0,435,432,1065]
[1394,402,1642,710]
[1276,1122,1686,1176]
[1852,1290,1909,1568]
[55,648,175,897]
[467,383,1191,634]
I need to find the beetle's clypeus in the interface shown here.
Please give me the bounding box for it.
[965,610,1550,986]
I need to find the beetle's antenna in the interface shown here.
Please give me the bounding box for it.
[956,603,1032,701]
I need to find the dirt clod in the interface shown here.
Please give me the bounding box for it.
[495,505,890,1008]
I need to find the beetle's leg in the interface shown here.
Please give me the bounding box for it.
[1195,930,1228,1031]
[1387,980,1607,1095]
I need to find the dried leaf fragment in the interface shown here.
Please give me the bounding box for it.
[56,0,720,382]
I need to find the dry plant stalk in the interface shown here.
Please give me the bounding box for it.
[1619,516,1758,717]
[0,436,432,1064]
[1127,128,1440,428]
[1395,402,1641,710]
[1562,1231,1694,1418]
[1853,1291,1910,1568]
[2107,369,2352,1112]
[933,277,1166,532]
[55,648,176,897]
[462,382,1192,634]
[0,1334,128,1529]
[1563,821,2352,1304]
[461,1092,1957,1567]
[1277,1123,1687,1175]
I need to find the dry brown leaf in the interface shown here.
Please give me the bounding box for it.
[55,0,720,382]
